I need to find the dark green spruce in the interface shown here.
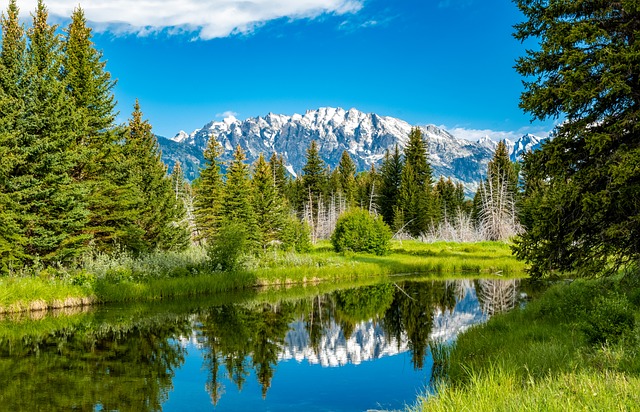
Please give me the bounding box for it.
[512,0,640,277]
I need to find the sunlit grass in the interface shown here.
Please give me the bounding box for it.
[414,276,640,412]
[0,277,93,313]
[416,368,640,412]
[0,240,525,310]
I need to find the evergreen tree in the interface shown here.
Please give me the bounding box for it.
[62,6,116,137]
[301,140,326,213]
[355,164,379,212]
[397,162,424,237]
[434,177,463,221]
[377,145,403,227]
[252,153,286,247]
[398,128,438,236]
[512,1,640,277]
[0,0,26,270]
[170,161,186,200]
[474,141,521,241]
[222,145,256,233]
[194,136,225,242]
[268,152,288,195]
[337,150,356,206]
[15,0,89,263]
[0,0,25,99]
[60,6,141,252]
[80,126,145,253]
[124,100,188,251]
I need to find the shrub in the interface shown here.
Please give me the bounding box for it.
[207,221,250,271]
[582,293,635,346]
[331,209,392,255]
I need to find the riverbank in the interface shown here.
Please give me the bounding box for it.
[414,274,640,411]
[0,240,525,313]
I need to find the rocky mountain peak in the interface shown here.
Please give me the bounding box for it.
[160,107,548,195]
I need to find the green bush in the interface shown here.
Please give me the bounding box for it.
[207,221,249,271]
[582,293,635,346]
[331,209,392,256]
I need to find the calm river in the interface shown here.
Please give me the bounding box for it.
[0,278,526,411]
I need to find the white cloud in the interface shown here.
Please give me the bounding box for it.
[441,126,551,142]
[7,0,364,39]
[216,110,238,119]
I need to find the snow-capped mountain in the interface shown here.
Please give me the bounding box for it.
[158,107,546,195]
[278,281,488,367]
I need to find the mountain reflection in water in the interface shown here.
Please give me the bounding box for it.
[0,279,524,411]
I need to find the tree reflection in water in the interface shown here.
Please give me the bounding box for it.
[0,279,524,410]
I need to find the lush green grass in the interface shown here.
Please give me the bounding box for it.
[0,240,525,310]
[415,275,640,411]
[0,277,93,313]
[421,368,640,412]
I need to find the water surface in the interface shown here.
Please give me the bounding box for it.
[0,278,524,411]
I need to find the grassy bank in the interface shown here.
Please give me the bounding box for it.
[0,240,525,312]
[415,274,640,411]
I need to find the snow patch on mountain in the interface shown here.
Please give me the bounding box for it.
[160,107,548,195]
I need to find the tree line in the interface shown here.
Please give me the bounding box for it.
[0,1,188,273]
[0,0,523,275]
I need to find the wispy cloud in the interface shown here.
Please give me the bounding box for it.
[8,0,364,39]
[441,126,551,142]
[216,110,239,119]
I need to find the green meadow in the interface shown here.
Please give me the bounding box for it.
[0,240,524,312]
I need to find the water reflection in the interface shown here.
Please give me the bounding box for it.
[0,279,523,411]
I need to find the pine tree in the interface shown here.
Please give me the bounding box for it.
[355,164,379,213]
[124,100,188,251]
[252,153,286,247]
[194,135,225,242]
[0,0,25,99]
[337,150,356,206]
[0,0,26,270]
[60,6,142,253]
[15,0,89,263]
[435,177,460,221]
[512,1,640,277]
[62,6,116,137]
[301,140,326,213]
[268,152,288,195]
[222,145,256,233]
[377,145,403,227]
[398,128,438,236]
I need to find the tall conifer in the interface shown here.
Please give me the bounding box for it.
[124,100,188,251]
[194,135,225,241]
[302,140,326,213]
[337,150,356,206]
[222,145,257,237]
[252,153,285,247]
[0,0,25,270]
[398,128,438,236]
[16,0,89,263]
[378,145,403,226]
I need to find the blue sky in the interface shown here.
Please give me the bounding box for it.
[9,0,554,140]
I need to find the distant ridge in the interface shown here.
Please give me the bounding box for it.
[158,107,546,195]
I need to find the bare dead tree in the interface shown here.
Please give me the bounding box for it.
[478,171,523,241]
[475,279,520,316]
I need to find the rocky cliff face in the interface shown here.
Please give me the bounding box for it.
[158,107,545,195]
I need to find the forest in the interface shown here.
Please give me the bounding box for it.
[1,0,640,410]
[0,0,523,278]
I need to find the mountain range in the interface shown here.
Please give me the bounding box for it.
[157,107,546,195]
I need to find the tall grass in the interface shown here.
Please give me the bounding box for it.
[414,275,640,411]
[0,240,525,311]
[418,368,640,412]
